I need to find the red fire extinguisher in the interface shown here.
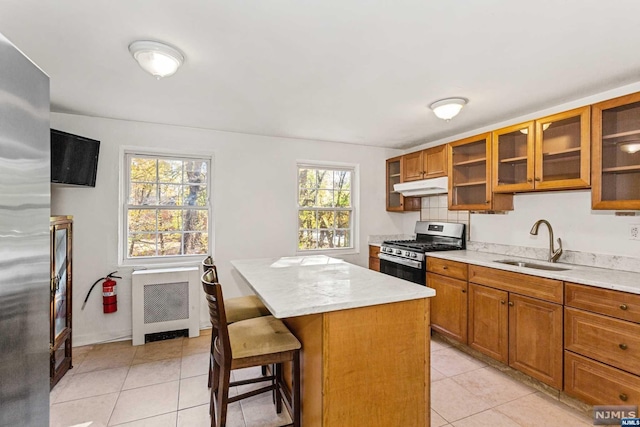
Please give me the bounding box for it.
[82,271,122,313]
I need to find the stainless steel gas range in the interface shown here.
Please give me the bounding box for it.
[379,221,465,285]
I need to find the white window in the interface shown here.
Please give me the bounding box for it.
[297,163,355,251]
[123,152,211,260]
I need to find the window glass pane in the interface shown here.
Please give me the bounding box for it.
[128,233,156,257]
[130,158,157,182]
[183,184,207,206]
[334,230,350,248]
[336,211,350,228]
[317,170,333,189]
[298,230,317,250]
[158,210,182,231]
[158,233,182,255]
[318,210,334,228]
[184,232,208,254]
[183,210,208,231]
[184,160,208,183]
[317,230,334,249]
[129,183,157,205]
[159,184,182,205]
[128,209,156,232]
[298,189,316,206]
[333,171,351,190]
[298,210,316,229]
[158,159,183,183]
[317,190,333,207]
[334,190,350,207]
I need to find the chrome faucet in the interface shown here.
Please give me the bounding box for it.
[529,219,563,263]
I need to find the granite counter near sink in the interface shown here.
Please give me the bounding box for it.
[425,250,640,295]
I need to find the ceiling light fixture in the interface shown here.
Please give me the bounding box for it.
[128,40,184,79]
[429,98,468,121]
[619,141,640,154]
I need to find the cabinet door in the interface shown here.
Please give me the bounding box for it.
[534,106,590,190]
[492,122,535,192]
[386,157,403,211]
[428,273,468,343]
[592,92,640,210]
[509,294,563,389]
[468,283,508,363]
[402,151,424,181]
[424,145,447,178]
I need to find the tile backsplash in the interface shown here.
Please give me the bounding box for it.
[420,195,470,239]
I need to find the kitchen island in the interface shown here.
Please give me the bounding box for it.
[230,255,434,427]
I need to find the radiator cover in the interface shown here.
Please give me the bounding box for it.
[131,267,200,345]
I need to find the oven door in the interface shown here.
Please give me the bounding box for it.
[378,254,425,285]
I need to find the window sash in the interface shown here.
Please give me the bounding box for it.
[125,152,211,260]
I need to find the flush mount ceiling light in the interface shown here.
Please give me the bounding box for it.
[128,40,184,79]
[429,98,468,121]
[619,140,640,154]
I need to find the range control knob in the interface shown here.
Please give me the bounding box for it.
[411,253,417,258]
[404,251,411,257]
[395,249,402,255]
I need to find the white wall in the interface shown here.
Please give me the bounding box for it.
[470,190,640,258]
[51,112,405,346]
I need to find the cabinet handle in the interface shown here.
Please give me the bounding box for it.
[620,393,628,402]
[485,200,490,204]
[500,300,506,305]
[620,304,628,310]
[442,266,448,270]
[534,177,541,182]
[461,289,467,293]
[508,301,514,306]
[619,343,628,350]
[527,178,533,183]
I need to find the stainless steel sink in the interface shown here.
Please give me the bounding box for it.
[493,259,570,271]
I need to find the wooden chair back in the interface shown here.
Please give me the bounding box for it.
[201,270,231,359]
[202,255,215,274]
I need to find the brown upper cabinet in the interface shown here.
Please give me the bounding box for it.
[402,145,448,182]
[592,92,640,210]
[386,156,420,212]
[492,107,591,193]
[448,133,513,211]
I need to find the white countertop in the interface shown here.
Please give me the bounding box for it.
[426,250,640,295]
[230,255,435,318]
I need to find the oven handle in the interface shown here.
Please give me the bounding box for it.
[378,253,422,269]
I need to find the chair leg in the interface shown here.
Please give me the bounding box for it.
[216,363,231,427]
[292,350,301,427]
[275,363,283,414]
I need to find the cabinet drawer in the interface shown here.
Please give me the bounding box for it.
[426,258,468,281]
[469,265,563,304]
[369,245,381,258]
[565,282,640,323]
[565,351,640,406]
[565,307,640,376]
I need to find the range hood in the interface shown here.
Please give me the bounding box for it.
[393,176,449,197]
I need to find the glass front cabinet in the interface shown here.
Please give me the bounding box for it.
[592,93,640,209]
[50,215,73,389]
[386,156,420,212]
[492,107,591,193]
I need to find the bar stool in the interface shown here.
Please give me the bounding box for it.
[202,270,301,427]
[201,256,271,386]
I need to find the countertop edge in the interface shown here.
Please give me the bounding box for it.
[425,250,640,295]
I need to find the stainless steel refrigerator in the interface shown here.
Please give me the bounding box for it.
[0,33,50,426]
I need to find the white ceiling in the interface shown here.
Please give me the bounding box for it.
[2,0,640,149]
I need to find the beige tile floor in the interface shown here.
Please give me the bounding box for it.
[50,331,596,427]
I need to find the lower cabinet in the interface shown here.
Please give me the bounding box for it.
[368,245,380,272]
[427,258,468,343]
[564,282,640,406]
[468,265,563,389]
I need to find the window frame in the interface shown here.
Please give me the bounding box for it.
[295,161,359,255]
[119,147,213,266]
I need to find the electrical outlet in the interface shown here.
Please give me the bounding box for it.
[631,224,640,240]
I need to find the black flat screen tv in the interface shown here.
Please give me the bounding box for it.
[50,129,100,187]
